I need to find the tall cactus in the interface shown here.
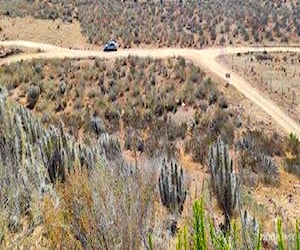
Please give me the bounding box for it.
[158,159,187,215]
[208,138,241,232]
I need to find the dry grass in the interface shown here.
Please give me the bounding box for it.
[0,16,89,48]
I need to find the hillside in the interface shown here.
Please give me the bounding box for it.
[1,0,300,48]
[0,0,300,249]
[1,50,300,248]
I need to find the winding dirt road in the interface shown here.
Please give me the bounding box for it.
[1,40,300,137]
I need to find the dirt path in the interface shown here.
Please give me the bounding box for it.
[1,40,300,137]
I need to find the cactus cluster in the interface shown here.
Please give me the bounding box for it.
[208,138,241,232]
[0,91,123,184]
[158,159,187,215]
[0,88,129,236]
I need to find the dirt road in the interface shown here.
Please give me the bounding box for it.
[1,40,300,137]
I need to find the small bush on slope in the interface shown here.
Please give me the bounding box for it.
[285,133,300,177]
[235,130,281,186]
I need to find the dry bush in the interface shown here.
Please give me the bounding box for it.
[185,106,235,165]
[285,157,300,177]
[41,159,157,249]
[235,130,281,186]
[284,133,300,177]
[26,85,40,109]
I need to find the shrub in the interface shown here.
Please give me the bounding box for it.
[258,156,279,186]
[236,130,281,186]
[287,133,299,155]
[26,85,40,109]
[218,95,228,109]
[185,134,209,165]
[285,157,300,177]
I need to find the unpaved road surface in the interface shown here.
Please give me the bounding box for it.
[1,40,300,137]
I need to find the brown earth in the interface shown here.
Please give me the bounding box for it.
[0,16,90,49]
[219,52,300,125]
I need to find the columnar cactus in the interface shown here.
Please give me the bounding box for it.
[0,91,103,184]
[0,86,132,185]
[208,138,241,232]
[158,159,187,215]
[47,149,65,184]
[90,116,106,135]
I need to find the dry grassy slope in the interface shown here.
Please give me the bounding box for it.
[0,16,89,48]
[1,1,300,48]
[1,40,300,231]
[77,0,300,47]
[255,167,300,231]
[1,40,300,137]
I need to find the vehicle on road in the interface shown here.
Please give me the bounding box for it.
[103,41,118,52]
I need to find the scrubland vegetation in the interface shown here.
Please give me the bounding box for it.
[0,56,233,158]
[0,54,299,248]
[78,0,300,47]
[0,90,299,248]
[1,0,300,248]
[0,91,158,248]
[0,0,76,22]
[1,56,292,186]
[1,0,300,47]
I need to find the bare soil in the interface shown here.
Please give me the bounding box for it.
[0,16,90,49]
[219,52,300,126]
